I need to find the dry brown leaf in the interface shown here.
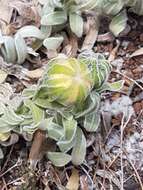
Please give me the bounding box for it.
[130,47,143,58]
[26,68,44,79]
[0,70,8,84]
[66,168,79,190]
[10,1,40,23]
[81,15,99,50]
[0,0,13,24]
[28,130,46,170]
[80,175,89,190]
[0,133,19,146]
[46,49,58,59]
[97,32,115,42]
[96,169,121,189]
[62,34,78,57]
[108,40,120,62]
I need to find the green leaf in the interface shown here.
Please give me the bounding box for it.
[22,85,37,99]
[102,0,124,15]
[129,0,143,15]
[109,10,127,36]
[34,98,54,109]
[49,0,63,8]
[14,33,27,64]
[41,3,54,16]
[34,97,62,109]
[69,13,83,37]
[78,52,111,88]
[39,118,64,141]
[41,11,67,25]
[0,70,7,84]
[3,106,24,126]
[57,116,77,152]
[107,80,124,91]
[125,0,136,7]
[20,117,33,127]
[43,36,64,50]
[48,125,64,141]
[47,152,72,167]
[0,148,4,159]
[40,25,52,37]
[24,100,44,124]
[0,118,16,133]
[76,0,100,11]
[84,111,100,132]
[0,102,6,114]
[71,128,86,165]
[31,26,52,51]
[2,36,17,63]
[38,0,48,5]
[17,25,46,39]
[75,91,100,118]
[97,80,124,92]
[22,123,38,134]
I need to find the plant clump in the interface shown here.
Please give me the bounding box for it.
[0,52,124,166]
[0,0,143,64]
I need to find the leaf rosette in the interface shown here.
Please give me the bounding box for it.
[36,57,95,106]
[0,53,124,166]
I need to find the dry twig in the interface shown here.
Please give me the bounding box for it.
[120,113,132,190]
[124,151,143,190]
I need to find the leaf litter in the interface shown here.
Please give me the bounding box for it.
[0,1,143,190]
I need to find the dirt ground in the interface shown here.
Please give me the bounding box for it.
[0,3,143,190]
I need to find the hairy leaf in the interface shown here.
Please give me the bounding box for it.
[69,13,83,37]
[43,36,64,50]
[57,116,77,152]
[97,80,124,92]
[47,152,72,166]
[76,0,100,11]
[84,111,100,132]
[0,148,4,159]
[72,128,86,165]
[129,0,143,15]
[102,0,124,15]
[39,117,64,141]
[75,91,100,118]
[109,10,127,36]
[41,11,67,25]
[24,100,44,124]
[15,33,27,64]
[17,25,46,39]
[1,36,17,63]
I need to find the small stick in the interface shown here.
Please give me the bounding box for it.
[120,114,132,190]
[124,151,143,190]
[108,40,120,63]
[0,158,22,178]
[108,152,120,169]
[113,70,143,91]
[2,177,8,190]
[0,145,14,173]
